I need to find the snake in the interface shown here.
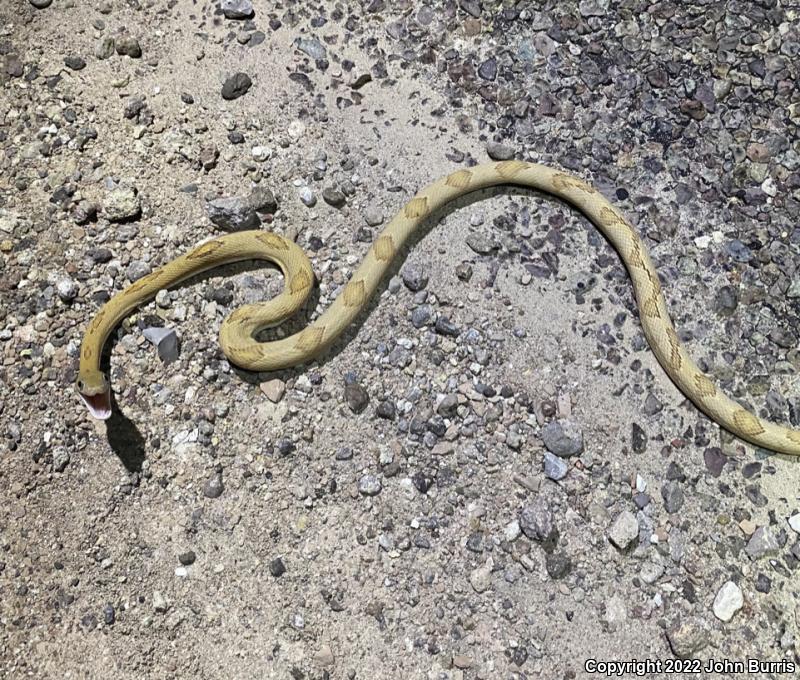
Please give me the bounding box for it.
[77,160,800,456]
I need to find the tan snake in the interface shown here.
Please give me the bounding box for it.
[77,161,800,456]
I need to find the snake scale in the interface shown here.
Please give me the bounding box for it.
[78,161,800,456]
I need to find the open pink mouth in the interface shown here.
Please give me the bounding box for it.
[80,390,112,420]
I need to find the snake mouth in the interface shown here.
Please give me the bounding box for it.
[80,390,112,420]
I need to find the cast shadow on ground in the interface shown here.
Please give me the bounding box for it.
[102,258,321,468]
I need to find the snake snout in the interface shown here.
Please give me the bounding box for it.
[79,389,112,420]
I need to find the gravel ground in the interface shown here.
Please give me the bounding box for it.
[2,0,800,678]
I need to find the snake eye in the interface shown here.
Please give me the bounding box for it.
[77,379,84,391]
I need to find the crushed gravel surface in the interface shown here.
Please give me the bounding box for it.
[2,0,800,678]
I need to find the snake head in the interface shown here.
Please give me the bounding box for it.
[76,371,112,420]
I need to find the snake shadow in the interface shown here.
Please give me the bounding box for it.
[102,258,322,467]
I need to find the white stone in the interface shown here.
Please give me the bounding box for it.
[788,514,800,534]
[608,510,639,550]
[712,581,743,622]
[469,558,494,593]
[251,145,272,161]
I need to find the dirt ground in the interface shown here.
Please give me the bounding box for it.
[2,1,800,679]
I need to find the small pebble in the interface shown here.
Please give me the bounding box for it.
[221,72,252,100]
[116,36,142,58]
[178,551,196,566]
[143,327,179,363]
[543,451,568,480]
[344,382,369,413]
[56,278,79,302]
[222,0,254,19]
[358,474,381,496]
[269,557,286,577]
[712,581,743,622]
[608,510,638,551]
[203,473,224,499]
[541,419,584,457]
[486,141,514,160]
[260,379,286,403]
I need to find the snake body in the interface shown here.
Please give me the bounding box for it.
[78,161,800,456]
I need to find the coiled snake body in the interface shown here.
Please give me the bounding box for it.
[78,161,800,456]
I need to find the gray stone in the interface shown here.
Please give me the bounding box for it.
[30,0,52,7]
[73,200,97,224]
[178,551,196,566]
[661,481,684,513]
[469,558,493,593]
[222,0,254,19]
[95,37,115,60]
[199,146,219,171]
[518,497,554,542]
[579,0,608,17]
[458,0,481,18]
[64,56,86,71]
[436,394,459,417]
[314,645,335,668]
[152,591,169,613]
[126,260,151,281]
[116,36,142,58]
[541,419,584,457]
[712,581,743,622]
[143,327,179,363]
[455,263,473,281]
[608,510,638,551]
[344,382,369,414]
[486,141,514,160]
[52,447,70,472]
[745,526,780,559]
[295,37,326,60]
[358,474,381,496]
[298,187,316,207]
[640,560,664,585]
[251,145,271,161]
[322,187,346,207]
[103,185,140,222]
[465,232,497,254]
[221,72,252,100]
[206,196,259,231]
[56,278,79,302]
[666,619,709,659]
[411,304,433,328]
[477,57,497,81]
[364,206,383,226]
[203,473,224,499]
[543,451,568,480]
[249,187,278,214]
[725,239,752,263]
[712,285,738,315]
[545,551,572,579]
[643,393,662,415]
[401,264,428,291]
[269,557,286,576]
